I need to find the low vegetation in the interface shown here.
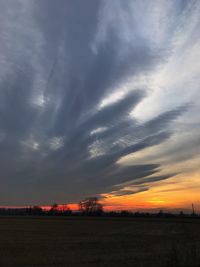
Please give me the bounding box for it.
[0,216,200,266]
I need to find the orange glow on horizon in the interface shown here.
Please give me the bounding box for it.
[41,204,79,211]
[100,176,200,213]
[1,172,199,214]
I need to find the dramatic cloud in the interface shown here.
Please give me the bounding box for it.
[0,0,199,206]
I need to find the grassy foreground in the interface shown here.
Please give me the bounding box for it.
[0,216,200,267]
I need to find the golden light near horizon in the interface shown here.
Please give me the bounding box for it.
[147,199,166,205]
[101,168,200,213]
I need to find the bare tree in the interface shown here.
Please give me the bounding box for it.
[79,197,103,215]
[49,203,58,215]
[60,204,72,215]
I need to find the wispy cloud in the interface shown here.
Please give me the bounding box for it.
[0,0,199,205]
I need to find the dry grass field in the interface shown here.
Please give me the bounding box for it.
[0,216,200,267]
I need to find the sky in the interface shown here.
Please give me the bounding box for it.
[0,0,200,212]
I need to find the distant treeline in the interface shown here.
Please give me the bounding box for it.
[0,197,199,218]
[0,206,72,216]
[0,207,199,218]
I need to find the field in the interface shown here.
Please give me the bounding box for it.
[0,216,200,267]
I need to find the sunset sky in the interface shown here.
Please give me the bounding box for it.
[0,0,200,212]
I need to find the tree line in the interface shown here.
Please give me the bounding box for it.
[0,197,199,217]
[0,197,103,216]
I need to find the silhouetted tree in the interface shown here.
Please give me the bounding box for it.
[79,197,103,215]
[28,206,43,215]
[51,203,58,210]
[179,211,184,217]
[60,204,72,215]
[157,210,164,217]
[49,203,58,215]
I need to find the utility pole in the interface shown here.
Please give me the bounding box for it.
[192,203,195,215]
